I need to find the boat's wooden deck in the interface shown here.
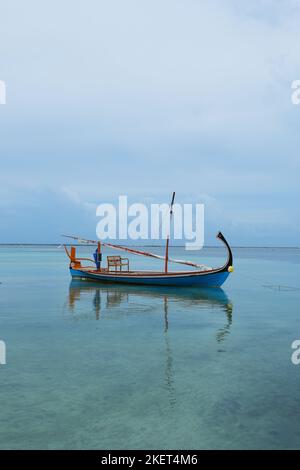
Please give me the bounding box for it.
[77,267,213,275]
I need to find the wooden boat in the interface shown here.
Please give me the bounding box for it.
[63,193,234,288]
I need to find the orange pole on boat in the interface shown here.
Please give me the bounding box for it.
[164,192,175,274]
[65,245,81,268]
[70,246,76,262]
[164,238,170,273]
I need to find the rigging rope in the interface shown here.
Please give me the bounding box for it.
[61,234,212,270]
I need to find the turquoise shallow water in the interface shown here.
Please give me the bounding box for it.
[0,245,300,449]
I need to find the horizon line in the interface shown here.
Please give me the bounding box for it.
[0,243,299,249]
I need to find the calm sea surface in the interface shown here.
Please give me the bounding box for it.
[0,245,300,449]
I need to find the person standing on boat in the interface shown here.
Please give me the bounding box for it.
[93,242,102,270]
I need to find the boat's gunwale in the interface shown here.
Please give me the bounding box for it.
[71,264,225,278]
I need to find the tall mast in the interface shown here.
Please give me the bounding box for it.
[164,192,175,273]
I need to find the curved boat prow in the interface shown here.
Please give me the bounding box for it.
[217,231,234,272]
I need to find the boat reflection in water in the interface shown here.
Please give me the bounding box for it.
[67,281,233,408]
[67,281,233,340]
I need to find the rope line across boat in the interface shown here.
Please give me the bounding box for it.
[61,234,212,271]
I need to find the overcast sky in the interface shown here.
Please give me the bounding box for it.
[0,0,300,245]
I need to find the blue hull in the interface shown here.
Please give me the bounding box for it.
[70,268,230,287]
